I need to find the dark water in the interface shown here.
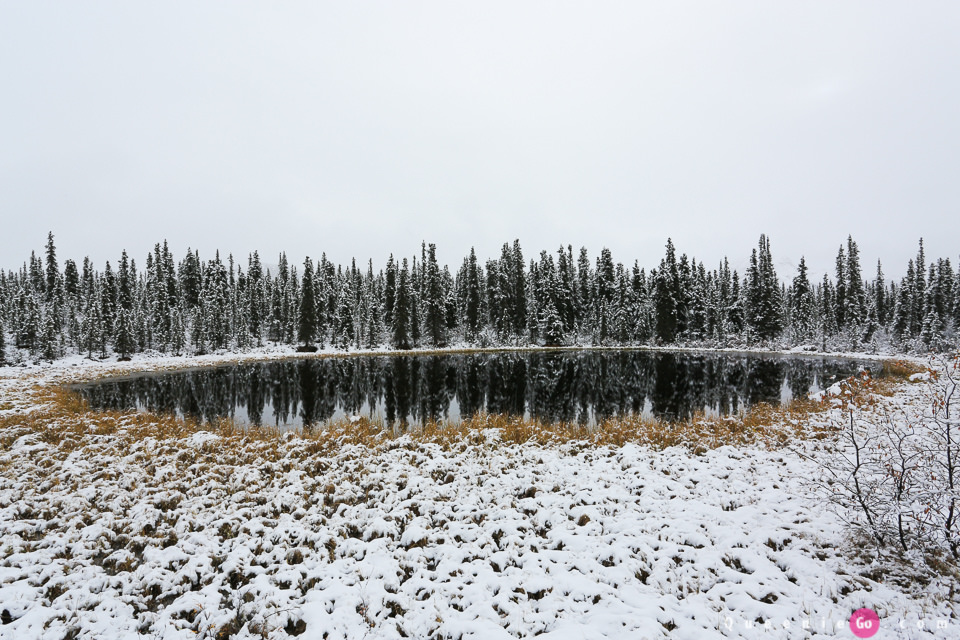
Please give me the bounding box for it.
[75,350,878,429]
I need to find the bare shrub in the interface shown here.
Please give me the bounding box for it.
[816,353,959,564]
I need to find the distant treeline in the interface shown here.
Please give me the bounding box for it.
[0,233,956,363]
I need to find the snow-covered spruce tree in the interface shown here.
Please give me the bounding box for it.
[298,257,317,348]
[790,257,816,343]
[873,260,887,327]
[954,260,960,335]
[361,265,382,350]
[463,248,482,341]
[392,258,412,350]
[595,247,616,339]
[233,269,249,351]
[834,244,847,333]
[550,247,571,334]
[99,261,116,348]
[510,240,527,340]
[653,239,680,344]
[576,246,592,338]
[384,253,397,330]
[179,248,202,311]
[315,257,331,348]
[333,274,354,350]
[914,239,927,334]
[744,234,782,342]
[203,255,232,351]
[268,253,287,343]
[79,285,98,358]
[892,262,914,341]
[844,236,867,348]
[44,232,58,303]
[282,262,299,345]
[348,259,363,350]
[15,289,40,353]
[687,261,708,341]
[114,308,135,360]
[526,264,540,344]
[117,250,133,314]
[539,297,564,347]
[191,293,208,355]
[675,253,693,340]
[423,243,447,348]
[170,306,186,356]
[0,312,5,364]
[613,266,633,344]
[63,258,79,303]
[247,251,265,346]
[38,303,59,361]
[410,255,422,347]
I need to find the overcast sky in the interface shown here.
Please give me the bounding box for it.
[1,1,958,281]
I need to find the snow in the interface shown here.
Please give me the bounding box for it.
[0,348,956,639]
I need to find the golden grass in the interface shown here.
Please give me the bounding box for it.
[0,357,924,460]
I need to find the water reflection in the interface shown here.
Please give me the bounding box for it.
[77,351,874,429]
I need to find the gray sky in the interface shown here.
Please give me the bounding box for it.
[1,1,958,281]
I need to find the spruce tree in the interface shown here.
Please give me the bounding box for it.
[653,267,677,343]
[115,308,135,360]
[654,239,680,343]
[247,252,265,346]
[118,250,134,312]
[281,261,298,344]
[790,257,816,341]
[334,276,354,349]
[40,304,58,360]
[179,249,202,310]
[954,256,960,330]
[28,251,44,295]
[464,248,482,340]
[384,254,397,328]
[744,235,782,341]
[540,298,564,346]
[831,245,846,331]
[63,259,79,301]
[80,286,100,358]
[44,232,58,302]
[298,257,318,347]
[913,240,926,333]
[892,270,912,341]
[392,259,412,349]
[873,260,886,326]
[170,307,186,355]
[844,236,867,335]
[423,243,447,347]
[576,247,592,335]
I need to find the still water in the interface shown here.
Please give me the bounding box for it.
[76,350,877,429]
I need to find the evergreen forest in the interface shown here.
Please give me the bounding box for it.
[0,233,957,364]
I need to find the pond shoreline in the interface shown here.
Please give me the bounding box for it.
[3,342,911,388]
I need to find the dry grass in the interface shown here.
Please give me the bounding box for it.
[0,357,924,460]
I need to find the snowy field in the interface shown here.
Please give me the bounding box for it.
[0,349,957,639]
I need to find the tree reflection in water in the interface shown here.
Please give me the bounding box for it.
[78,351,874,430]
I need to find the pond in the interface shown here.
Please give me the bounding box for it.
[75,350,879,429]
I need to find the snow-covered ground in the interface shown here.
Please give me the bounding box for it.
[0,349,957,639]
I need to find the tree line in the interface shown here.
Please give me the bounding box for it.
[0,233,956,363]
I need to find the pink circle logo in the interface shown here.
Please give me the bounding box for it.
[850,608,879,638]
